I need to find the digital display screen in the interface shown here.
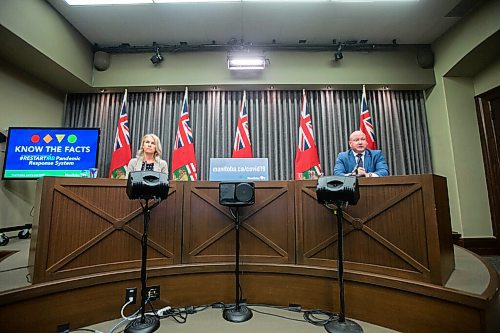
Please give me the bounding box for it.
[2,127,100,180]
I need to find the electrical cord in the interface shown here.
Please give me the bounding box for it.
[110,306,141,333]
[248,306,308,323]
[246,303,338,326]
[111,296,154,333]
[303,309,338,326]
[120,298,135,320]
[146,298,163,319]
[192,303,213,313]
[159,307,188,323]
[156,302,221,324]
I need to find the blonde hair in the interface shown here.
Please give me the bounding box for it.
[136,133,163,160]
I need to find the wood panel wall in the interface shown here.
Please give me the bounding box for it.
[182,181,295,264]
[296,175,454,285]
[29,178,183,283]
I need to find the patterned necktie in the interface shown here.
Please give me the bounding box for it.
[356,153,363,168]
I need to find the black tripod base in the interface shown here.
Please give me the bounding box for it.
[223,305,253,323]
[124,315,160,333]
[324,318,363,333]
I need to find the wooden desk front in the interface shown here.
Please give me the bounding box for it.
[29,175,454,285]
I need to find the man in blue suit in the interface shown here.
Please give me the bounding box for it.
[334,130,389,177]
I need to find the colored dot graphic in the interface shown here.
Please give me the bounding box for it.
[31,135,40,143]
[67,134,77,143]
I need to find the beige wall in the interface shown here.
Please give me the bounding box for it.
[0,0,93,84]
[0,61,65,229]
[93,47,434,89]
[427,0,500,237]
[474,58,500,96]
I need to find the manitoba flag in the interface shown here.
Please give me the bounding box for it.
[294,89,322,180]
[360,85,377,149]
[172,87,198,181]
[232,91,253,158]
[109,89,131,179]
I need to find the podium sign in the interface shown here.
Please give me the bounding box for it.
[209,158,269,181]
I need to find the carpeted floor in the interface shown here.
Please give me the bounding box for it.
[0,237,31,291]
[0,250,16,263]
[484,255,500,276]
[83,305,397,333]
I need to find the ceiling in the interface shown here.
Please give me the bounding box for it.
[45,0,478,50]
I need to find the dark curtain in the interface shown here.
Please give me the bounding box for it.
[64,89,432,180]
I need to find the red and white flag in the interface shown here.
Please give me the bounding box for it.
[232,91,253,158]
[172,87,198,181]
[109,89,131,179]
[360,85,377,149]
[294,89,322,180]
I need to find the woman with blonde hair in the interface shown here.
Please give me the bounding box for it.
[126,133,168,176]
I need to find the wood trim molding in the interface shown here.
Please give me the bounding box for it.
[463,237,499,255]
[1,262,498,333]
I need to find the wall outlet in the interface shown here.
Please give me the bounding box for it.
[125,287,137,304]
[146,285,160,301]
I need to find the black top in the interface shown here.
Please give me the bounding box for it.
[141,161,154,171]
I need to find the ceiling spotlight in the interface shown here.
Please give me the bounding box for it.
[227,52,266,70]
[150,47,163,65]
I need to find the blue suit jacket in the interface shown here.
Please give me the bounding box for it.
[333,149,389,176]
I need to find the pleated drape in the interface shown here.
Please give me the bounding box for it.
[64,89,432,180]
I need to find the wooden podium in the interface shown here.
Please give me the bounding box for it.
[29,175,453,285]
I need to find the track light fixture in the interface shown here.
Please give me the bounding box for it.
[150,47,163,65]
[96,40,399,55]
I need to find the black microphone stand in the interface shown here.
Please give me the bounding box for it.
[125,198,161,333]
[223,207,253,323]
[324,201,363,333]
